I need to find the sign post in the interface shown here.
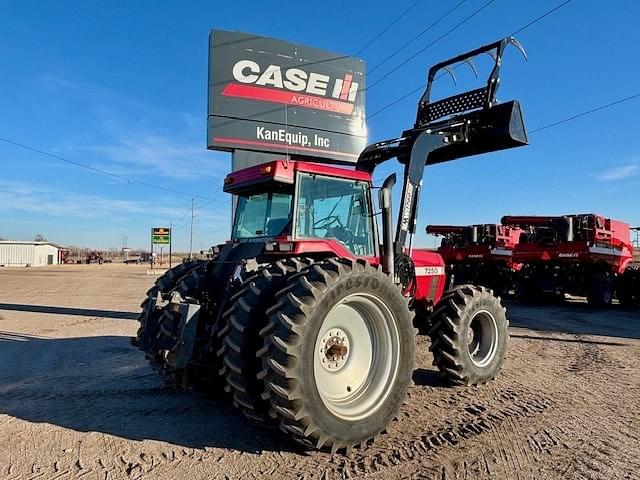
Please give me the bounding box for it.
[151,227,171,270]
[169,220,173,269]
[150,228,153,269]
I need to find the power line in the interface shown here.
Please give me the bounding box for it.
[173,203,192,225]
[367,0,495,90]
[530,93,640,134]
[511,0,571,35]
[368,0,469,75]
[369,84,424,118]
[355,0,423,56]
[196,194,230,208]
[0,136,203,199]
[368,0,573,118]
[194,180,220,197]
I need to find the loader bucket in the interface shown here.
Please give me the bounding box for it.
[426,100,528,166]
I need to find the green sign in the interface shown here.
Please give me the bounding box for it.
[152,227,171,245]
[153,235,170,245]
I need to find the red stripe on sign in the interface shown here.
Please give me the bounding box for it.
[221,83,354,115]
[340,74,352,101]
[212,136,358,159]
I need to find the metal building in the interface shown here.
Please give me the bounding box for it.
[0,241,63,267]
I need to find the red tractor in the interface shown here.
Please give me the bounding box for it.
[426,224,522,295]
[502,214,636,306]
[134,38,528,452]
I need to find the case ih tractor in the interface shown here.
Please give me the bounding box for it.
[426,223,522,295]
[133,38,528,453]
[502,214,636,306]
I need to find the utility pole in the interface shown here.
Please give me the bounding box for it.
[169,219,173,269]
[189,197,194,259]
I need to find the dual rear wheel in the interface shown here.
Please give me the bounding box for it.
[222,258,416,453]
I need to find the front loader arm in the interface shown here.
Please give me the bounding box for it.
[395,130,451,254]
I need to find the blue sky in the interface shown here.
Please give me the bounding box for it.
[1,0,639,250]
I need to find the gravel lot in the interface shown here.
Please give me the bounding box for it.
[1,264,639,479]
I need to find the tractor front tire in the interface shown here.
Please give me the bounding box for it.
[258,258,415,453]
[429,285,508,386]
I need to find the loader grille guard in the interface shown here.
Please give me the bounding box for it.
[357,37,528,277]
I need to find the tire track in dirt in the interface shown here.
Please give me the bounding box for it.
[5,448,217,480]
[566,341,602,374]
[527,338,640,480]
[355,336,635,480]
[538,419,640,480]
[315,386,553,479]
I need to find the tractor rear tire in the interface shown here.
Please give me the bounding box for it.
[587,272,613,307]
[258,258,415,453]
[429,285,508,386]
[153,261,228,392]
[219,258,312,424]
[156,262,209,351]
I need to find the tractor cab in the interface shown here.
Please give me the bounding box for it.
[224,160,377,258]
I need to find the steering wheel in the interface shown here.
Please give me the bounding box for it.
[313,215,342,230]
[314,215,361,251]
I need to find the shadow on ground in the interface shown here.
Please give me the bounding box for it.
[506,301,640,340]
[0,303,138,320]
[412,368,451,388]
[0,332,299,454]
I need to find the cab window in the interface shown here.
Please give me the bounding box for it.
[295,173,375,256]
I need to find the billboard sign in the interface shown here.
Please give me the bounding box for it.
[207,30,366,164]
[152,227,171,245]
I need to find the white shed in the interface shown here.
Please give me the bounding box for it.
[0,241,63,267]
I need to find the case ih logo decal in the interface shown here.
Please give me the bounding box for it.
[223,60,359,115]
[558,252,580,258]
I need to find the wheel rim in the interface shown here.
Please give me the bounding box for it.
[467,309,499,367]
[313,292,400,421]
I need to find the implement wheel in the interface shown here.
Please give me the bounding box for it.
[587,271,613,307]
[618,265,639,308]
[258,258,415,453]
[429,285,508,385]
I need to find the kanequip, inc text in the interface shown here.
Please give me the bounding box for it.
[256,127,330,148]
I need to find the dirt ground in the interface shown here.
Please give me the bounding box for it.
[0,264,639,480]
